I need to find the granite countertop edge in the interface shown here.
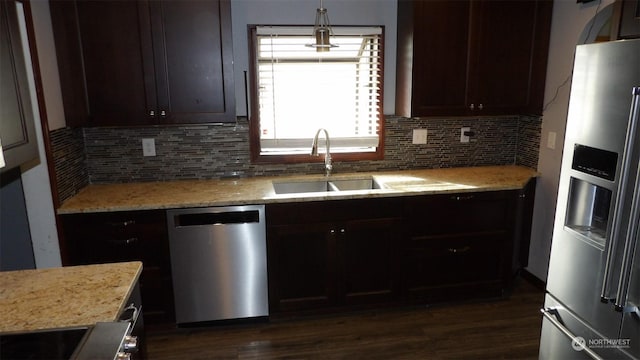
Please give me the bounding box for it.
[58,165,538,214]
[0,261,143,334]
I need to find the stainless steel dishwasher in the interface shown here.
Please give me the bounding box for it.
[167,205,268,325]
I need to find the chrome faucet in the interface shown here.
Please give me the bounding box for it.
[311,128,332,176]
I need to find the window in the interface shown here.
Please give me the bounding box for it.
[249,26,384,163]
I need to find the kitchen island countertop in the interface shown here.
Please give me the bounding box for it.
[0,261,142,334]
[58,165,537,214]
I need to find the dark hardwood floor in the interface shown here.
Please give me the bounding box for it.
[146,277,544,359]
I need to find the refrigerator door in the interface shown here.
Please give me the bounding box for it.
[540,294,634,360]
[619,197,640,359]
[546,39,640,343]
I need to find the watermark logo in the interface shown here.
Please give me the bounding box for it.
[572,336,586,351]
[571,336,631,352]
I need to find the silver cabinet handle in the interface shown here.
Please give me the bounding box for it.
[478,103,483,110]
[149,110,155,117]
[469,103,475,110]
[602,87,640,303]
[160,110,167,117]
[540,308,604,360]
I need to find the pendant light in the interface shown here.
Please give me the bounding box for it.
[306,0,337,52]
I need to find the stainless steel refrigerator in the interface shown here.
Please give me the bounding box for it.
[539,39,640,360]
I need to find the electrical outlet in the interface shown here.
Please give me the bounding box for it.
[412,129,428,144]
[460,127,470,143]
[142,138,156,157]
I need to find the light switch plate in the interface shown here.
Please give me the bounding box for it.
[412,129,428,144]
[142,138,156,157]
[547,131,557,150]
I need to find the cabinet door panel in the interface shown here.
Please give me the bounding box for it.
[342,218,401,305]
[617,0,640,39]
[152,0,235,124]
[76,1,155,125]
[267,223,335,312]
[410,0,471,115]
[470,0,538,114]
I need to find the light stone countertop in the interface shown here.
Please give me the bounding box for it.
[58,165,537,214]
[0,262,142,334]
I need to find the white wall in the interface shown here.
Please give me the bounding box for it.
[230,0,397,116]
[20,1,64,268]
[527,0,615,281]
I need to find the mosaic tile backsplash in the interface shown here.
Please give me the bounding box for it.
[51,115,541,203]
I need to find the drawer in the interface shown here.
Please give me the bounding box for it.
[403,232,505,289]
[61,210,169,269]
[404,191,515,235]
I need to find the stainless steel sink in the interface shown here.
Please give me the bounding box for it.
[272,177,383,194]
[272,180,331,194]
[328,178,383,191]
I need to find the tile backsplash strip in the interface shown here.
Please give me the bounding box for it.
[51,115,540,203]
[49,127,89,203]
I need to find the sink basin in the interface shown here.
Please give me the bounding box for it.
[328,178,383,191]
[272,177,383,194]
[272,180,330,194]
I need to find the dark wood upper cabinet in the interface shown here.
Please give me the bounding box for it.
[396,0,553,117]
[1,0,39,171]
[50,0,235,127]
[612,0,640,39]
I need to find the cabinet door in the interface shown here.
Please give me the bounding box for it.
[616,0,640,39]
[74,1,156,126]
[0,0,38,171]
[150,0,235,124]
[341,218,401,305]
[267,222,336,313]
[469,0,552,115]
[397,0,471,117]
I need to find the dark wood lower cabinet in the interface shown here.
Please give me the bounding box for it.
[266,199,403,314]
[60,210,175,325]
[341,217,401,305]
[402,232,505,302]
[267,189,532,316]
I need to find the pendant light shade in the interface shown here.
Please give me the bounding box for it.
[306,0,337,52]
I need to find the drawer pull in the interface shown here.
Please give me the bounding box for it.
[106,220,136,227]
[451,195,474,201]
[447,246,471,253]
[110,237,139,246]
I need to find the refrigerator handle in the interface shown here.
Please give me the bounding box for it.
[614,89,640,310]
[601,87,640,303]
[541,308,605,360]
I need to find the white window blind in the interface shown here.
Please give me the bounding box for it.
[255,26,383,155]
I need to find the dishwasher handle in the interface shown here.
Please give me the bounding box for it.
[173,210,260,227]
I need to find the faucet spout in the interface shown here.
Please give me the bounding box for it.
[311,128,332,176]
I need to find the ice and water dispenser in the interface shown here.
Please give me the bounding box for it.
[564,144,618,245]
